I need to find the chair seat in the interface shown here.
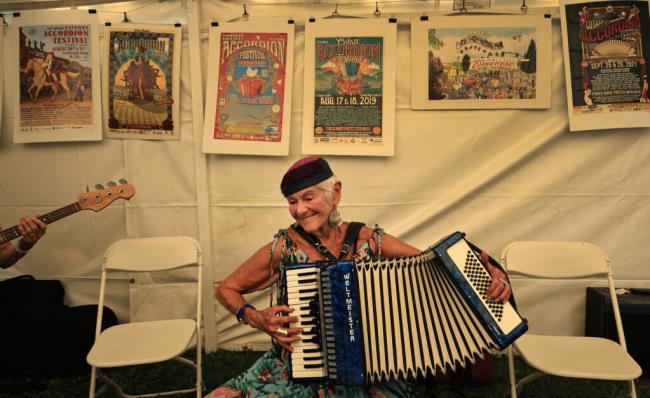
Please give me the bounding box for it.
[515,334,642,380]
[87,319,196,368]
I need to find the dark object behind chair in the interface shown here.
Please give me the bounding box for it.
[0,275,117,376]
[586,287,650,378]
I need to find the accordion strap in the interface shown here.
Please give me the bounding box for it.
[293,222,364,261]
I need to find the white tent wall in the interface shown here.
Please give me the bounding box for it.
[1,0,649,353]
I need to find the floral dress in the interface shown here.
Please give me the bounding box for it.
[205,226,413,398]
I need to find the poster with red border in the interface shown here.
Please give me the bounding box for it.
[203,22,294,155]
[560,0,650,131]
[9,10,101,143]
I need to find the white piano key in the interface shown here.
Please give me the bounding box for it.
[292,369,327,378]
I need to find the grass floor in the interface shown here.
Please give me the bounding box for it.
[0,349,647,397]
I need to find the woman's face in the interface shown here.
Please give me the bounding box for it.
[286,185,337,233]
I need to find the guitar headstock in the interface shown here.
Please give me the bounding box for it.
[77,181,135,212]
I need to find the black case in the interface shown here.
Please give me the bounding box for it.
[586,287,650,377]
[0,275,117,376]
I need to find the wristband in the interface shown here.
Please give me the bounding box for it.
[14,242,31,255]
[236,303,255,325]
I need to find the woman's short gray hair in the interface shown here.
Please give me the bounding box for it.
[316,176,342,226]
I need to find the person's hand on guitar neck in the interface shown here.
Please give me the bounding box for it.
[0,216,47,268]
[16,216,47,252]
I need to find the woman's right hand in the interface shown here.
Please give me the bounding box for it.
[246,305,302,351]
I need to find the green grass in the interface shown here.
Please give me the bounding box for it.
[0,350,647,397]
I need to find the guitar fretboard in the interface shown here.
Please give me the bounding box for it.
[0,203,80,244]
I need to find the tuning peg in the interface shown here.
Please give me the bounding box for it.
[107,181,117,187]
[95,183,105,190]
[118,178,128,185]
[86,185,90,193]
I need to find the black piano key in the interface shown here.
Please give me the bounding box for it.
[304,363,324,369]
[297,271,317,277]
[298,278,318,284]
[299,288,318,294]
[303,347,321,353]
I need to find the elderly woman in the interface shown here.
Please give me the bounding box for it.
[207,156,511,398]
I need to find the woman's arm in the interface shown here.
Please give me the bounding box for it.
[376,231,510,302]
[376,232,421,258]
[215,239,300,351]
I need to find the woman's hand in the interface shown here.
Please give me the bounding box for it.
[481,250,511,303]
[246,305,302,351]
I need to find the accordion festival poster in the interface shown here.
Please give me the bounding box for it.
[560,0,650,131]
[411,15,552,110]
[0,24,4,135]
[202,22,294,155]
[9,10,101,143]
[302,19,397,157]
[103,24,182,140]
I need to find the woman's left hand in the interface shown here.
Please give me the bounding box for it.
[481,250,511,302]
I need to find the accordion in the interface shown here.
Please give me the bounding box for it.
[284,231,528,385]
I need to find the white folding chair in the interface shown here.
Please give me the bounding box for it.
[500,241,641,398]
[87,236,203,398]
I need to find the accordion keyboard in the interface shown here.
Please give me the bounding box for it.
[286,266,327,380]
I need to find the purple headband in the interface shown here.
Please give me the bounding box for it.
[280,156,334,197]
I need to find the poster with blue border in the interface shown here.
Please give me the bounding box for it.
[302,19,396,157]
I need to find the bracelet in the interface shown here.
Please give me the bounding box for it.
[236,303,255,325]
[14,242,31,255]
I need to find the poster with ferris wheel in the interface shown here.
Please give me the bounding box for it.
[560,0,650,131]
[411,15,552,110]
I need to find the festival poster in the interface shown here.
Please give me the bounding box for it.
[103,24,181,140]
[9,10,101,143]
[202,22,294,155]
[302,19,396,156]
[561,0,650,131]
[411,15,552,109]
[0,23,5,135]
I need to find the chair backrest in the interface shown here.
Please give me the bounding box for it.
[103,236,201,272]
[94,236,203,344]
[500,241,608,279]
[500,240,628,348]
